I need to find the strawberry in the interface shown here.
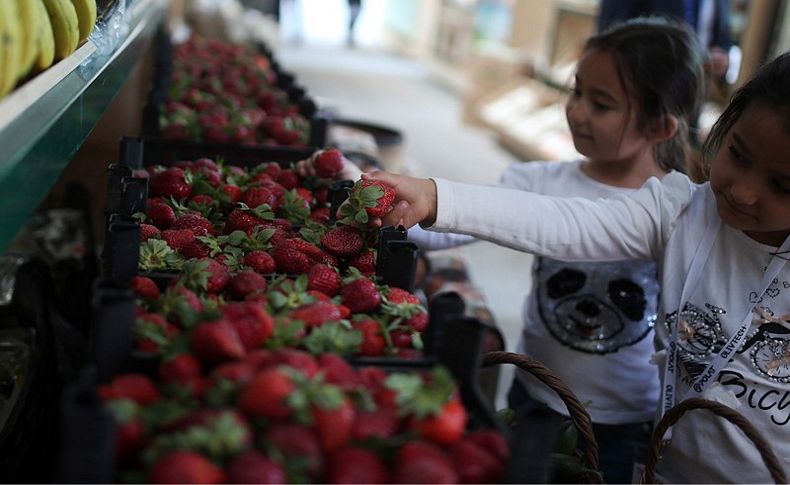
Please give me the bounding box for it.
[313,148,344,178]
[130,276,160,301]
[450,437,507,484]
[355,319,386,357]
[393,441,458,484]
[349,250,376,276]
[317,353,358,390]
[264,424,324,479]
[147,199,177,229]
[320,225,364,257]
[158,353,202,383]
[313,394,355,453]
[314,186,329,205]
[272,238,324,274]
[148,451,225,484]
[310,207,330,224]
[307,264,341,297]
[341,278,381,313]
[135,313,179,353]
[352,407,401,440]
[180,258,231,294]
[225,204,274,234]
[171,212,215,236]
[276,168,299,190]
[194,157,218,171]
[99,374,160,405]
[338,179,395,224]
[238,368,295,419]
[149,167,192,200]
[385,287,429,332]
[226,451,287,484]
[289,301,342,328]
[267,349,320,377]
[259,162,282,179]
[243,186,277,210]
[412,398,468,445]
[114,416,146,463]
[212,360,255,383]
[221,184,243,204]
[140,223,161,241]
[189,319,246,364]
[162,228,195,252]
[465,430,510,465]
[222,301,275,351]
[243,250,276,274]
[228,271,268,300]
[189,194,217,209]
[181,239,213,260]
[326,447,389,484]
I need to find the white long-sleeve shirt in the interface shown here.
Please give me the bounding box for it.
[412,161,661,425]
[430,171,790,483]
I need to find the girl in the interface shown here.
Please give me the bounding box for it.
[408,17,705,483]
[367,51,790,483]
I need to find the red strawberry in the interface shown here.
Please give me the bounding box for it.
[313,395,355,453]
[161,229,195,252]
[276,169,298,190]
[326,447,389,484]
[260,162,282,179]
[349,250,376,275]
[180,258,230,294]
[140,223,161,241]
[228,271,268,300]
[355,319,386,357]
[310,207,330,223]
[314,186,329,205]
[222,301,275,351]
[321,225,364,257]
[272,238,325,274]
[181,239,212,259]
[412,398,468,445]
[189,319,246,364]
[267,349,320,377]
[149,167,192,200]
[243,250,276,274]
[352,407,401,440]
[289,301,342,328]
[465,430,510,465]
[194,157,218,171]
[130,276,160,301]
[100,374,160,405]
[225,207,271,234]
[171,212,215,236]
[264,424,324,478]
[317,353,358,390]
[341,278,381,313]
[386,287,429,332]
[147,199,177,230]
[135,313,179,353]
[227,451,287,484]
[238,368,295,419]
[190,194,216,208]
[313,148,344,178]
[306,264,341,297]
[221,184,243,204]
[158,353,202,383]
[243,186,277,210]
[394,441,458,484]
[114,416,146,462]
[338,179,395,224]
[213,360,255,383]
[450,437,506,484]
[148,451,225,484]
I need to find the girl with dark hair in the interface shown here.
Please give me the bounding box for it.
[365,50,790,483]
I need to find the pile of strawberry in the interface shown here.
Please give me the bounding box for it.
[101,353,509,483]
[159,35,310,146]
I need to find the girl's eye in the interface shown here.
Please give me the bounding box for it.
[728,145,747,164]
[771,179,790,194]
[593,102,611,111]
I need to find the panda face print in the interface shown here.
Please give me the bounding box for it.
[536,259,658,354]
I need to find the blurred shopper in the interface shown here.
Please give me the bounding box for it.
[347,0,362,47]
[402,18,704,483]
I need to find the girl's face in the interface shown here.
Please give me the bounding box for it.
[566,49,654,166]
[709,103,790,246]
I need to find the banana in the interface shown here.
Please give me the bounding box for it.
[0,0,23,97]
[42,0,79,60]
[35,0,55,71]
[69,0,96,42]
[16,0,43,80]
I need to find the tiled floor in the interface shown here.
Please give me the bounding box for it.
[279,43,536,407]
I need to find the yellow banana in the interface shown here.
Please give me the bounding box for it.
[0,0,23,97]
[35,0,55,70]
[42,0,79,60]
[69,0,96,42]
[16,0,43,80]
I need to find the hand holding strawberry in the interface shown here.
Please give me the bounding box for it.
[347,172,437,229]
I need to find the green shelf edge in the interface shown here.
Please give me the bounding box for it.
[0,0,166,251]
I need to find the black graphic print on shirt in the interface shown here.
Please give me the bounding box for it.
[535,258,658,354]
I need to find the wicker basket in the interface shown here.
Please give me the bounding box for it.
[641,397,787,484]
[482,351,602,483]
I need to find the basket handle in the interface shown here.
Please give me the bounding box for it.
[482,351,601,482]
[642,397,787,484]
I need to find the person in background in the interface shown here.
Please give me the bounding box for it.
[364,50,790,484]
[402,17,705,483]
[347,0,362,47]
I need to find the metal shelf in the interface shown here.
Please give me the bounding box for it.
[0,0,167,251]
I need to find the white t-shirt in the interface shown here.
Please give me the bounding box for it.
[412,161,661,424]
[429,171,790,483]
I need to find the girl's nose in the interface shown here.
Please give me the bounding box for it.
[729,177,759,206]
[566,99,585,125]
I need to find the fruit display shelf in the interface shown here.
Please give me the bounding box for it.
[0,0,167,252]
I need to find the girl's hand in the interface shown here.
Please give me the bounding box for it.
[295,149,363,181]
[362,171,437,229]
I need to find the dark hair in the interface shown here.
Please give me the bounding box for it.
[585,16,705,172]
[702,51,790,173]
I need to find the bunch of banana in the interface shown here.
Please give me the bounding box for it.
[0,0,97,99]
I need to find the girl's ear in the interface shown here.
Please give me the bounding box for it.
[648,114,679,143]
